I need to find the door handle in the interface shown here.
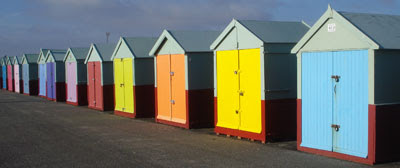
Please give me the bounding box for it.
[170,72,174,76]
[331,124,340,131]
[120,83,124,87]
[171,100,175,104]
[331,75,340,82]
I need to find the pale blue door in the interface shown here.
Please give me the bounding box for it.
[39,64,46,96]
[23,64,29,94]
[301,51,333,151]
[332,50,368,158]
[301,50,368,158]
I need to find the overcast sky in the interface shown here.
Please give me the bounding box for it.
[1,0,399,57]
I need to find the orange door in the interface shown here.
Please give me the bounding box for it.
[156,54,186,124]
[170,54,186,124]
[156,55,172,121]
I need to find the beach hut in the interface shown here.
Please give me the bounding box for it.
[210,19,309,142]
[0,57,4,89]
[84,43,116,111]
[149,30,219,129]
[291,6,400,164]
[44,50,67,101]
[6,56,14,92]
[64,48,89,106]
[21,54,39,95]
[111,37,157,118]
[12,56,24,93]
[37,49,50,97]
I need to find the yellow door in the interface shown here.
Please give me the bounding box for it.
[216,50,240,129]
[114,58,125,112]
[123,58,134,113]
[238,49,261,133]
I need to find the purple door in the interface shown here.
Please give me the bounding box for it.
[46,63,55,99]
[66,62,77,103]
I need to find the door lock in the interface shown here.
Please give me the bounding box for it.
[234,70,240,75]
[171,100,175,104]
[170,72,175,76]
[235,110,239,114]
[238,90,244,96]
[120,83,124,87]
[331,124,340,131]
[331,75,340,82]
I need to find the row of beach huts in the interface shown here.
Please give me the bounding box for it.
[1,6,400,165]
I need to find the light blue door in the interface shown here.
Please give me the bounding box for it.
[301,50,368,158]
[39,64,46,96]
[332,50,368,157]
[23,64,29,94]
[2,66,6,89]
[301,52,334,151]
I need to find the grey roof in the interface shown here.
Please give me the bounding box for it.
[70,48,89,60]
[124,37,157,58]
[24,54,39,64]
[16,55,23,64]
[50,50,67,61]
[339,11,400,49]
[94,43,116,61]
[168,30,221,52]
[237,20,309,43]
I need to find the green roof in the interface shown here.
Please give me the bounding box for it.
[93,43,116,62]
[47,50,67,62]
[339,11,400,49]
[168,30,221,52]
[65,47,90,62]
[123,37,157,58]
[237,20,309,43]
[23,54,40,64]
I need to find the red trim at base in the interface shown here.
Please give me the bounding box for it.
[88,105,105,111]
[114,110,135,118]
[296,99,375,165]
[297,99,302,148]
[156,118,189,129]
[298,146,374,165]
[66,101,79,106]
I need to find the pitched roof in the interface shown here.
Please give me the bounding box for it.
[123,37,157,58]
[150,30,221,55]
[291,6,400,53]
[47,50,67,62]
[93,43,116,62]
[23,54,39,64]
[237,20,309,43]
[66,47,90,62]
[338,11,400,49]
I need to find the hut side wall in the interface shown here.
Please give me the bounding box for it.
[102,62,114,85]
[187,52,213,90]
[134,58,154,86]
[374,50,400,104]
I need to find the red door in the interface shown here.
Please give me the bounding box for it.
[87,62,103,110]
[94,62,102,109]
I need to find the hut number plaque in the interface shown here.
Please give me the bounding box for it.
[328,23,336,32]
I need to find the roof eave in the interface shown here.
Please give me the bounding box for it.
[210,19,236,50]
[291,6,379,54]
[149,30,185,56]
